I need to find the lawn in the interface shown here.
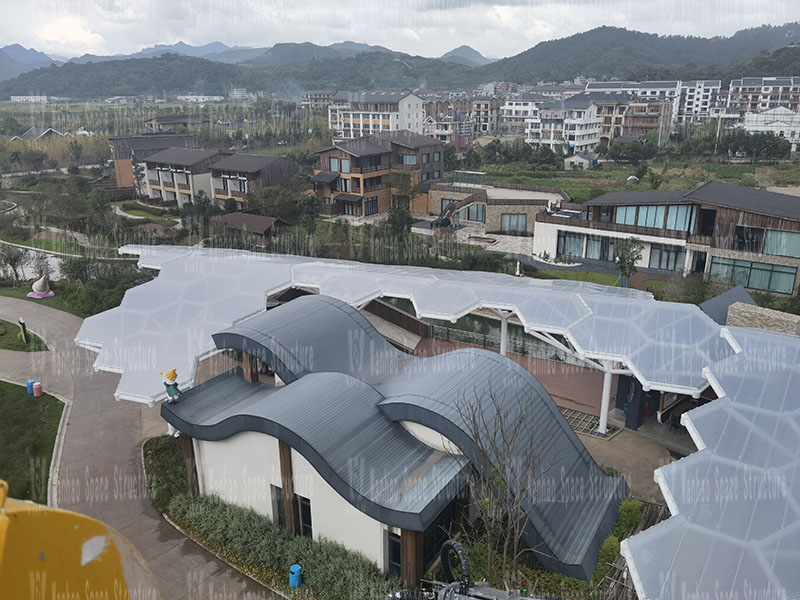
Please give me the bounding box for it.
[0,232,119,258]
[640,279,669,297]
[0,380,63,503]
[0,318,48,351]
[0,285,84,318]
[532,269,621,286]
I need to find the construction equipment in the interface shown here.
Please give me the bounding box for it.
[0,480,162,599]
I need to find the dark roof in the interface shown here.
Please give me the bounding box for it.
[145,148,219,166]
[585,190,691,207]
[310,171,340,184]
[211,212,277,234]
[332,90,414,103]
[685,181,800,222]
[21,126,63,139]
[613,134,647,143]
[373,130,441,149]
[109,134,198,160]
[210,153,285,173]
[164,294,627,580]
[699,286,756,325]
[315,138,389,157]
[334,193,362,203]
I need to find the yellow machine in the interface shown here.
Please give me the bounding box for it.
[0,480,162,599]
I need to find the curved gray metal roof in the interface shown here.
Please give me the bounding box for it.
[163,294,626,580]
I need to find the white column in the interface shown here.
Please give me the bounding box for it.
[500,313,509,356]
[598,368,613,435]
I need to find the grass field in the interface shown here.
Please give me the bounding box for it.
[0,318,48,351]
[532,269,622,286]
[0,285,83,317]
[0,380,63,503]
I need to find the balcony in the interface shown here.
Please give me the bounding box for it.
[535,212,687,240]
[363,183,389,192]
[178,183,191,191]
[149,179,160,187]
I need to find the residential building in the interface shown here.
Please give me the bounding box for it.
[524,84,584,100]
[175,95,225,103]
[228,88,251,101]
[311,131,444,217]
[740,106,800,152]
[468,96,503,135]
[10,95,48,103]
[727,77,800,117]
[10,126,64,141]
[499,95,547,137]
[586,81,681,123]
[525,93,601,155]
[301,90,336,110]
[427,170,567,235]
[564,154,598,170]
[678,80,723,122]
[622,98,672,144]
[109,134,199,192]
[533,182,800,294]
[142,114,210,132]
[144,148,222,207]
[210,212,280,239]
[591,91,634,145]
[328,91,425,141]
[422,110,474,153]
[209,153,299,207]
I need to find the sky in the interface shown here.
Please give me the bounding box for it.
[1,0,799,60]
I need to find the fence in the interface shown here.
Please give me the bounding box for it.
[431,324,585,367]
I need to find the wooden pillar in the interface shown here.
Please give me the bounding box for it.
[278,440,300,535]
[180,433,199,495]
[242,351,259,383]
[400,529,424,590]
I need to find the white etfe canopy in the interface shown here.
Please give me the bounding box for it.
[75,245,800,598]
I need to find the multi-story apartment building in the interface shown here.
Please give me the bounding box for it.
[623,99,672,143]
[525,93,601,154]
[228,88,251,101]
[328,91,425,141]
[678,80,723,122]
[523,84,585,100]
[740,107,800,152]
[109,134,200,192]
[144,148,221,207]
[586,81,681,123]
[533,182,800,294]
[301,90,336,110]
[591,92,632,145]
[727,77,800,117]
[10,95,48,103]
[311,131,443,217]
[142,114,210,132]
[423,111,474,153]
[210,154,300,208]
[499,95,548,137]
[469,96,503,135]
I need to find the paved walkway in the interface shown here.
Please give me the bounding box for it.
[0,297,269,600]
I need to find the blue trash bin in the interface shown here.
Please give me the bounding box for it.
[26,380,35,395]
[289,564,302,588]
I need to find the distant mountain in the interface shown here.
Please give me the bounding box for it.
[328,41,391,56]
[201,47,269,64]
[481,23,800,82]
[440,45,495,67]
[69,42,251,64]
[242,42,341,67]
[1,44,53,65]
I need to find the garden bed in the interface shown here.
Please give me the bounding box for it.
[0,318,48,351]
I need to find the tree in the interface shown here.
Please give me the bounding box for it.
[59,256,93,286]
[87,188,111,216]
[443,143,458,172]
[297,193,321,235]
[387,204,413,236]
[68,140,83,167]
[0,246,28,285]
[30,252,51,280]
[646,169,663,189]
[21,150,47,173]
[452,388,558,589]
[614,237,644,287]
[463,146,482,170]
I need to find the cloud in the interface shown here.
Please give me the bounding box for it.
[36,16,106,56]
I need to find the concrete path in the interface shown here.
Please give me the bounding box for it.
[0,296,269,599]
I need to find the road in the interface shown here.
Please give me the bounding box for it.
[0,296,271,600]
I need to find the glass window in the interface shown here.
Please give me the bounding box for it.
[399,154,417,165]
[364,196,379,216]
[329,157,339,172]
[636,205,666,229]
[648,244,686,271]
[434,151,441,161]
[615,206,636,226]
[665,205,696,232]
[421,172,430,181]
[422,153,430,164]
[340,157,351,174]
[467,203,485,222]
[501,213,528,233]
[734,226,764,253]
[585,236,602,260]
[387,532,401,578]
[271,485,285,527]
[764,230,800,258]
[238,179,246,193]
[710,257,797,293]
[441,197,457,212]
[298,495,312,538]
[556,230,585,258]
[340,178,351,192]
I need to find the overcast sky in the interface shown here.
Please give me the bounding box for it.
[2,0,800,59]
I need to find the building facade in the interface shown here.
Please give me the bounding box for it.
[678,80,723,122]
[533,182,800,294]
[10,95,48,103]
[586,81,681,123]
[422,111,474,153]
[209,154,299,208]
[727,77,800,117]
[328,91,425,141]
[739,106,800,152]
[301,90,336,110]
[109,134,200,191]
[525,93,601,154]
[144,148,221,207]
[499,95,547,137]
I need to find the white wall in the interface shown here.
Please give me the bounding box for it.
[195,431,282,518]
[290,448,386,567]
[191,173,214,204]
[194,431,388,569]
[399,94,425,134]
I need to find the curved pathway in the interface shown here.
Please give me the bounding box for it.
[0,296,269,599]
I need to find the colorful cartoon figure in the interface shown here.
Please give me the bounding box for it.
[160,368,182,404]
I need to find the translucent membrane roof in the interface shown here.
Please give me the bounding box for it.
[76,245,800,597]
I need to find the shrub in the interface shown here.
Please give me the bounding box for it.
[612,498,643,540]
[592,535,620,586]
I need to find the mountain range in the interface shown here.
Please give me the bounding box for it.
[1,23,800,98]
